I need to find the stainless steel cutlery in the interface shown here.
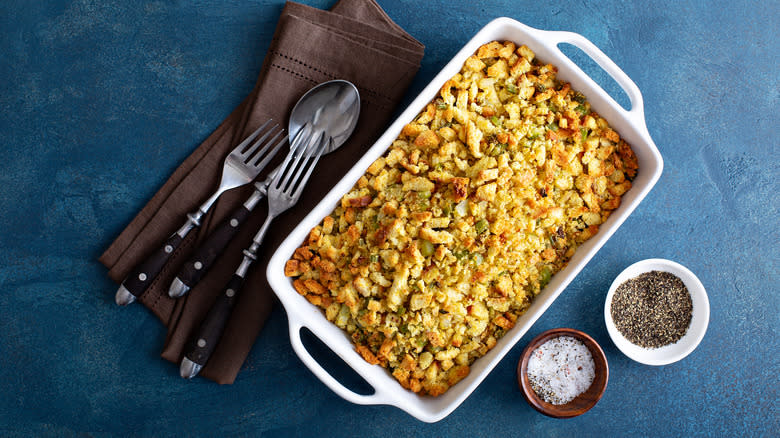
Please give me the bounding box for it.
[114,120,286,306]
[167,80,361,299]
[112,79,361,381]
[176,80,360,378]
[180,123,329,379]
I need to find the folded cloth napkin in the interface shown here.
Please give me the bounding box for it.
[99,0,423,384]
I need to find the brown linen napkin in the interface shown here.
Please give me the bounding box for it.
[99,0,423,384]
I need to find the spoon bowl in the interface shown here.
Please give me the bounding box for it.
[289,80,360,154]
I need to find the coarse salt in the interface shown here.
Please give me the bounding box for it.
[526,335,595,405]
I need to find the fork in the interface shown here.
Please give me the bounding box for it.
[115,120,287,306]
[179,123,327,378]
[167,124,311,299]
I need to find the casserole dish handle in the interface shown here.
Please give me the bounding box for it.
[288,315,393,406]
[538,30,646,126]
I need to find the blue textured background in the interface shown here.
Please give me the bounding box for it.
[1,0,778,436]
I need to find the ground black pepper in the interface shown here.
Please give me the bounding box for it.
[610,271,692,348]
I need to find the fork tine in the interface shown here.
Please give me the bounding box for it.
[287,123,310,156]
[272,133,304,191]
[290,136,327,200]
[278,128,315,192]
[286,131,323,195]
[240,123,279,160]
[247,128,284,165]
[253,133,287,170]
[234,119,273,155]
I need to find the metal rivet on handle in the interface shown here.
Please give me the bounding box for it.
[226,289,235,298]
[230,219,239,227]
[197,339,206,348]
[138,273,147,281]
[194,262,202,270]
[164,245,173,253]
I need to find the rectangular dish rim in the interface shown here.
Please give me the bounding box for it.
[267,16,663,423]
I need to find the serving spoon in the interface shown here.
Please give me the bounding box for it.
[168,80,361,299]
[178,80,360,379]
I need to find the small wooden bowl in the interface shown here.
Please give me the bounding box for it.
[517,328,609,418]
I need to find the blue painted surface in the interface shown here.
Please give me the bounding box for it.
[0,0,777,436]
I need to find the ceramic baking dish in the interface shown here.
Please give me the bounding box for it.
[267,17,663,422]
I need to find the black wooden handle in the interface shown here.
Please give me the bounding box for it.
[175,205,252,290]
[182,273,245,367]
[121,233,184,297]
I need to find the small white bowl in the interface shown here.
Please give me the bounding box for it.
[604,259,709,365]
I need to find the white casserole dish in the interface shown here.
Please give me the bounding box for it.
[267,17,663,423]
